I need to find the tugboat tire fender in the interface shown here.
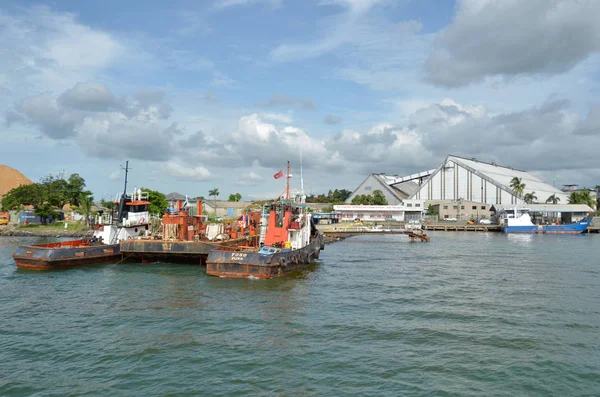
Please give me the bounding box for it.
[279,258,287,268]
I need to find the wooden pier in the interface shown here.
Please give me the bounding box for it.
[323,229,431,242]
[423,224,502,232]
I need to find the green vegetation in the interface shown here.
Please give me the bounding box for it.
[545,194,560,204]
[426,204,438,216]
[1,172,92,224]
[74,193,94,226]
[306,189,352,203]
[100,199,117,210]
[143,189,169,216]
[568,190,596,209]
[351,190,388,205]
[209,188,220,202]
[228,193,242,202]
[510,177,526,198]
[523,191,537,204]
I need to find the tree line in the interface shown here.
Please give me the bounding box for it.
[1,173,92,223]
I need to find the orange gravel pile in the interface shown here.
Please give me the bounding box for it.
[0,164,33,198]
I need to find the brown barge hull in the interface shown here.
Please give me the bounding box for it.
[119,237,257,264]
[12,243,122,270]
[206,233,324,279]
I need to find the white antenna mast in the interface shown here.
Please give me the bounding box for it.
[300,148,304,195]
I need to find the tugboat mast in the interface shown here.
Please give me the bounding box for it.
[286,161,290,200]
[117,161,130,223]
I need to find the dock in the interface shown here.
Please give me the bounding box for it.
[423,224,502,232]
[323,229,431,242]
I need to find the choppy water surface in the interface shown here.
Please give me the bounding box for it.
[1,232,599,396]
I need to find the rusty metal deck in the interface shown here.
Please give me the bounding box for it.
[119,238,255,264]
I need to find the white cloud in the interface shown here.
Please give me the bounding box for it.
[260,112,293,123]
[165,162,212,181]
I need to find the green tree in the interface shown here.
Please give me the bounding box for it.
[66,173,90,206]
[425,204,438,216]
[40,174,69,208]
[74,193,94,227]
[228,193,242,202]
[351,194,371,205]
[209,188,220,202]
[545,194,560,204]
[350,190,388,205]
[34,203,59,225]
[143,189,169,216]
[100,199,117,210]
[568,190,596,209]
[322,204,335,213]
[510,177,526,198]
[195,196,205,200]
[523,191,537,204]
[372,190,388,205]
[1,184,45,211]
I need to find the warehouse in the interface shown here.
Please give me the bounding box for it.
[409,155,568,206]
[345,170,434,205]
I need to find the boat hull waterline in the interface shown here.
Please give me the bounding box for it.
[503,220,591,234]
[12,240,122,270]
[206,233,324,279]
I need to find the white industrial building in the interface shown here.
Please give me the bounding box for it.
[334,199,426,222]
[410,155,568,206]
[345,170,435,205]
[348,155,569,208]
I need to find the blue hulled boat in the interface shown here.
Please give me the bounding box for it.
[503,208,592,234]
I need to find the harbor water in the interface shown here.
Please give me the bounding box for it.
[1,232,599,396]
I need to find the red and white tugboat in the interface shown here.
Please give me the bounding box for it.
[13,162,151,270]
[206,161,324,279]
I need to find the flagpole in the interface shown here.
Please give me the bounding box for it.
[286,161,290,200]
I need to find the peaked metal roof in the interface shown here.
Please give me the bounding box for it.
[445,155,569,203]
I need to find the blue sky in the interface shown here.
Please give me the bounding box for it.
[1,0,599,201]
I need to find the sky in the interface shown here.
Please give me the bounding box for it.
[1,0,599,201]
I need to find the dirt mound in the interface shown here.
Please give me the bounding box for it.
[0,165,33,198]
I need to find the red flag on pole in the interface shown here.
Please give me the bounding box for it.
[273,170,284,179]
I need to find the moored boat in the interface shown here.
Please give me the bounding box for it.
[13,162,151,269]
[12,240,121,270]
[503,207,592,234]
[206,162,324,279]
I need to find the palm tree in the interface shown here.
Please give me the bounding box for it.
[76,193,94,227]
[523,191,537,204]
[568,190,596,209]
[545,194,560,204]
[510,177,526,198]
[208,188,219,202]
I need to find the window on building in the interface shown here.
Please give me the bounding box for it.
[472,206,477,210]
[444,214,449,219]
[481,206,486,209]
[365,186,372,191]
[453,206,458,209]
[415,203,420,207]
[443,205,448,209]
[461,205,465,209]
[407,203,412,207]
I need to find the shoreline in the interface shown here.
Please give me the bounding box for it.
[0,226,93,238]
